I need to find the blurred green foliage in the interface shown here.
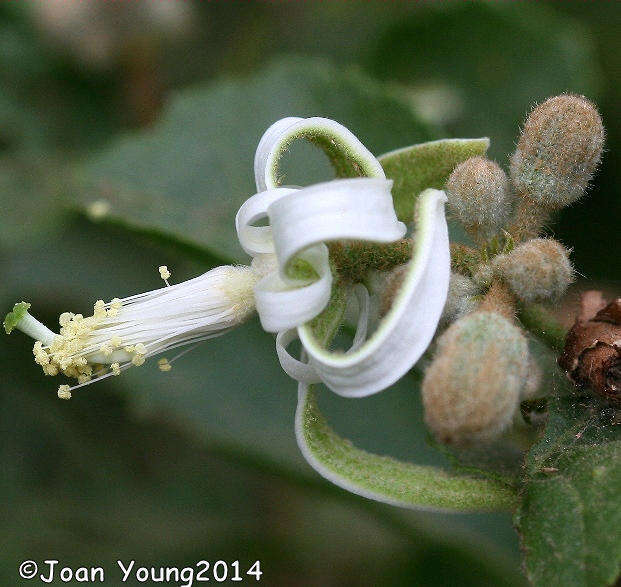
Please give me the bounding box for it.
[1,1,618,584]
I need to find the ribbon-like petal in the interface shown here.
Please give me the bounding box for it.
[254,116,386,192]
[247,116,450,397]
[298,189,450,397]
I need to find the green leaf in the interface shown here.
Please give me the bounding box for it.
[72,58,434,262]
[515,395,621,586]
[379,137,489,222]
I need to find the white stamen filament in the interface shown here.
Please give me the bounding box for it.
[16,259,276,394]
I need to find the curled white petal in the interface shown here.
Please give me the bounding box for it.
[298,189,450,397]
[253,244,332,333]
[275,283,369,383]
[235,187,296,256]
[254,117,303,191]
[254,117,385,192]
[276,329,322,384]
[249,177,404,333]
[268,178,406,276]
[248,116,401,334]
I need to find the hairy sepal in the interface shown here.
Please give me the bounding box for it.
[379,137,489,222]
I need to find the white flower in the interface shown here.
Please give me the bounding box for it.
[242,117,451,397]
[6,116,450,406]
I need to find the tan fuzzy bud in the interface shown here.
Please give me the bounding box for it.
[422,312,529,445]
[493,238,573,303]
[510,94,604,209]
[446,157,513,240]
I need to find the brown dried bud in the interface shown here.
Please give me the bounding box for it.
[558,293,621,406]
[510,94,604,209]
[446,156,513,240]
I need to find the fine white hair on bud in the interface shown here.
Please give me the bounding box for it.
[422,312,529,445]
[439,272,480,328]
[445,156,513,240]
[510,94,604,209]
[9,262,272,396]
[493,238,573,303]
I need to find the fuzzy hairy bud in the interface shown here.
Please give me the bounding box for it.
[493,238,573,303]
[439,272,480,328]
[446,157,513,240]
[422,312,529,445]
[510,94,604,209]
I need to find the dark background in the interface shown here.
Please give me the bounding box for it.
[1,2,618,585]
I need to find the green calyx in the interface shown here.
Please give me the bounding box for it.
[3,301,31,335]
[328,239,412,283]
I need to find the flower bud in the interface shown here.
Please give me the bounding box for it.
[439,272,479,328]
[446,157,513,240]
[510,94,604,209]
[422,312,529,445]
[493,238,573,303]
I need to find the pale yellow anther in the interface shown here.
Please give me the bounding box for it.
[73,314,84,321]
[123,345,135,353]
[134,343,147,355]
[111,363,121,376]
[131,354,146,366]
[57,385,72,400]
[93,300,106,317]
[110,336,123,347]
[100,342,114,356]
[34,353,49,366]
[43,364,59,376]
[107,298,122,318]
[158,265,171,281]
[158,358,172,372]
[59,312,74,327]
[77,374,92,384]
